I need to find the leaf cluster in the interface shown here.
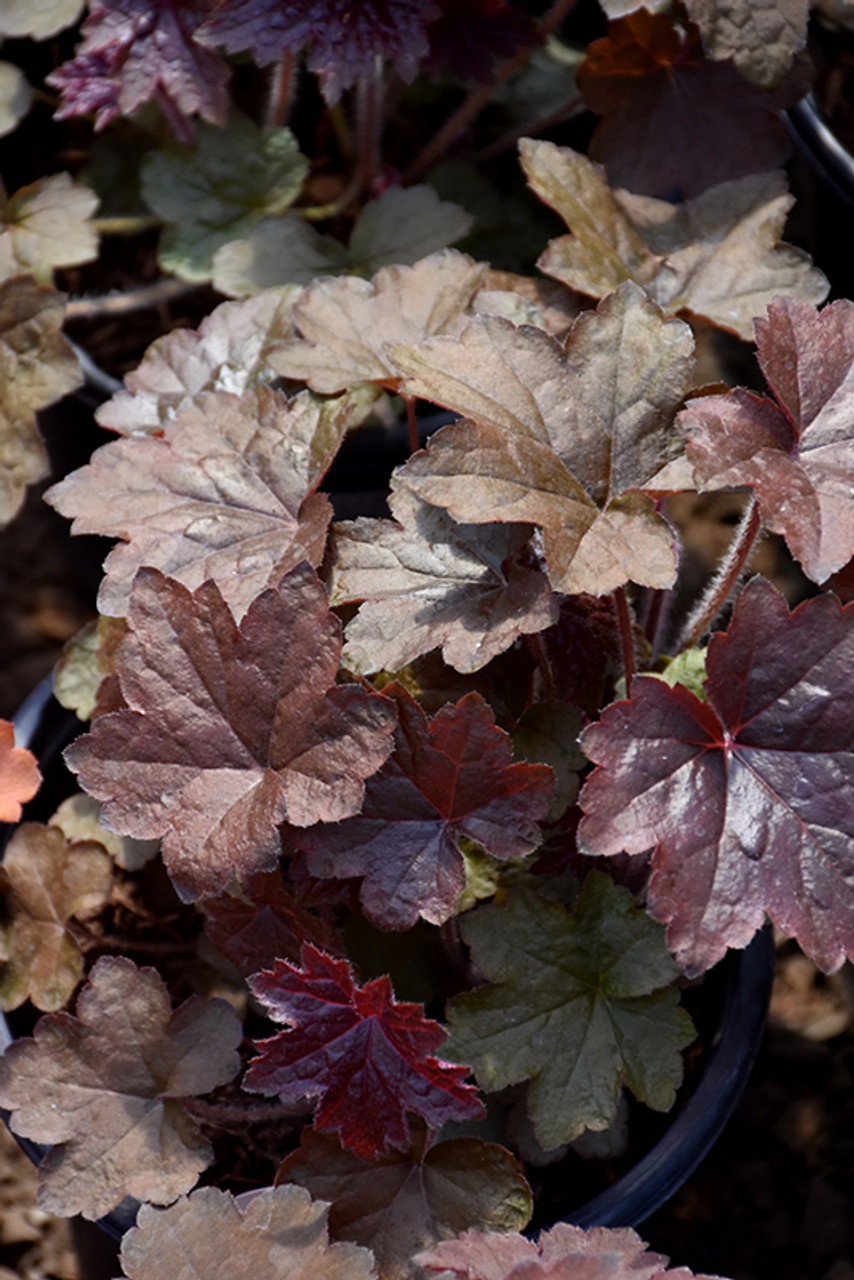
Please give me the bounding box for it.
[0,2,851,1277]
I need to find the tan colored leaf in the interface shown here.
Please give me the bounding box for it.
[0,824,112,1011]
[0,718,40,820]
[330,488,556,674]
[53,615,128,721]
[389,283,693,595]
[0,174,99,284]
[48,387,357,619]
[50,794,159,872]
[118,1185,376,1280]
[0,0,85,39]
[95,287,302,436]
[0,277,81,526]
[684,0,809,89]
[268,250,487,393]
[278,1126,531,1280]
[521,139,828,340]
[0,61,32,137]
[0,956,242,1219]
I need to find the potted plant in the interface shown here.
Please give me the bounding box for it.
[0,3,852,1279]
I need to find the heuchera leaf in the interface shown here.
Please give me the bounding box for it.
[0,956,242,1219]
[244,944,484,1159]
[47,0,231,134]
[201,868,337,976]
[683,0,809,90]
[196,0,438,103]
[520,139,828,340]
[678,295,854,583]
[390,282,694,597]
[268,249,487,394]
[577,12,791,199]
[0,823,112,1011]
[329,487,557,675]
[0,0,85,39]
[578,578,854,975]
[48,387,357,618]
[141,112,309,281]
[294,684,554,931]
[417,1221,727,1280]
[0,278,81,526]
[0,174,99,283]
[0,61,32,138]
[94,287,301,435]
[213,185,473,296]
[65,566,397,901]
[49,793,159,872]
[53,615,129,723]
[445,875,693,1148]
[277,1124,532,1280]
[0,719,40,820]
[118,1185,376,1280]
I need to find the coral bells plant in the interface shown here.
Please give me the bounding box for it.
[1,0,854,1278]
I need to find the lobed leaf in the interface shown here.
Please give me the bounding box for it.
[196,0,437,104]
[0,719,41,821]
[48,387,356,618]
[683,0,809,89]
[65,566,396,901]
[330,488,556,675]
[141,112,309,281]
[278,1124,531,1280]
[417,1221,727,1280]
[118,1184,376,1280]
[520,139,828,339]
[0,956,242,1219]
[295,683,554,930]
[201,869,337,975]
[679,295,854,583]
[579,578,854,974]
[245,944,484,1159]
[47,0,230,133]
[0,174,99,284]
[391,283,693,596]
[0,0,85,38]
[578,12,791,199]
[445,874,694,1148]
[0,824,112,1011]
[49,793,159,872]
[268,249,486,393]
[0,278,81,526]
[214,185,472,295]
[95,287,301,435]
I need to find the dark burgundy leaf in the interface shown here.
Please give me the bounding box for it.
[201,869,338,975]
[48,0,230,133]
[244,944,484,1159]
[578,11,790,199]
[293,683,554,931]
[197,0,439,103]
[579,578,854,974]
[679,295,854,584]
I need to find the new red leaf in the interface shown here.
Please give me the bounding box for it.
[0,719,40,821]
[65,566,396,901]
[679,295,854,583]
[293,684,554,930]
[244,945,484,1159]
[578,578,854,974]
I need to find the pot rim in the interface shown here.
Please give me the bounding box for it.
[1,678,774,1243]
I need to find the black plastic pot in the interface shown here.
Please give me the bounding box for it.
[0,678,775,1261]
